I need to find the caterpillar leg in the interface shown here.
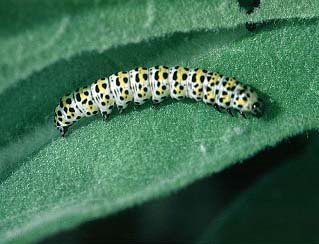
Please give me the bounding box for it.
[152,99,162,105]
[226,108,233,117]
[59,126,69,137]
[214,104,222,113]
[240,111,247,119]
[102,112,109,120]
[118,106,124,114]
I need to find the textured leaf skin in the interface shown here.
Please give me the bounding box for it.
[0,0,319,243]
[0,0,246,93]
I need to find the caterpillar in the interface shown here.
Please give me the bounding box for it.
[54,65,263,136]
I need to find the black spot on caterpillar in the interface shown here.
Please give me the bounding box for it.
[54,65,263,136]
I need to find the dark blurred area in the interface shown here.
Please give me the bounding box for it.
[41,132,313,243]
[238,0,260,14]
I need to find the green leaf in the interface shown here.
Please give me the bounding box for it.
[199,133,319,244]
[0,0,246,93]
[249,0,319,21]
[1,0,319,243]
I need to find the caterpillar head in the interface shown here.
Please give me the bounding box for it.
[247,89,263,117]
[251,98,263,117]
[234,86,263,117]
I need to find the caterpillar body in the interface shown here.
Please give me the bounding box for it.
[54,65,263,136]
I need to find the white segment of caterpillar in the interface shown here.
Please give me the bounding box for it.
[54,65,263,136]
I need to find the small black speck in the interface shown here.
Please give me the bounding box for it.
[182,73,188,80]
[76,93,81,102]
[155,71,159,80]
[192,74,196,82]
[116,78,120,86]
[66,98,72,104]
[136,74,140,83]
[173,71,177,80]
